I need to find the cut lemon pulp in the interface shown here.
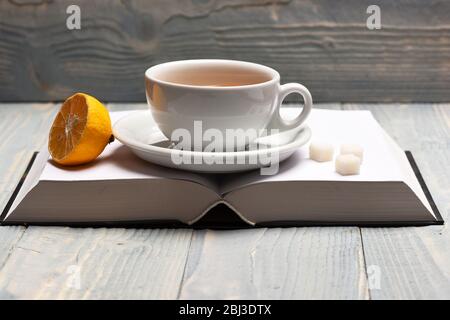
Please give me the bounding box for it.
[48,93,112,166]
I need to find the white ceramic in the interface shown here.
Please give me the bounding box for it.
[113,111,312,173]
[145,59,312,150]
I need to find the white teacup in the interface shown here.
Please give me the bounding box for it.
[145,59,312,150]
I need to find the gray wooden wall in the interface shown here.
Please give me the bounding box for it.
[1,0,450,102]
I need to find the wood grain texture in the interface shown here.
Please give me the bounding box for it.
[0,226,25,271]
[342,103,450,299]
[180,227,369,299]
[0,227,193,299]
[1,1,450,102]
[0,103,56,277]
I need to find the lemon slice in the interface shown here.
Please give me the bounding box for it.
[48,93,112,166]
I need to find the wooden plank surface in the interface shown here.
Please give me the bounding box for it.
[342,104,450,299]
[1,1,450,102]
[0,103,56,275]
[0,226,25,272]
[0,227,192,299]
[179,227,369,299]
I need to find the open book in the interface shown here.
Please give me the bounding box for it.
[1,109,443,227]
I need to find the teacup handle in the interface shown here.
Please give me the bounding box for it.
[268,83,313,132]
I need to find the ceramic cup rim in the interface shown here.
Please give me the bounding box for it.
[144,59,280,90]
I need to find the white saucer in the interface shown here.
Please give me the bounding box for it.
[113,111,311,173]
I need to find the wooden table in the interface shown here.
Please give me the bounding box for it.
[0,103,448,299]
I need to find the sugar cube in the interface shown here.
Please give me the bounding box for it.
[309,141,334,162]
[340,143,364,162]
[335,154,361,175]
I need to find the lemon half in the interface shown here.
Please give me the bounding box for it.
[48,93,112,166]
